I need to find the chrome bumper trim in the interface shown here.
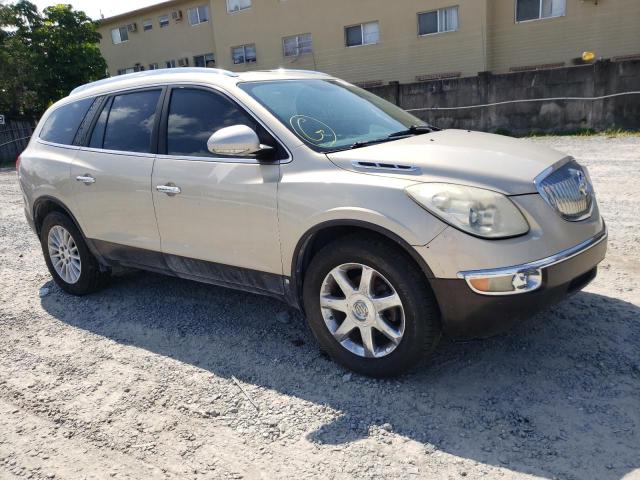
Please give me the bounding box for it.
[457,224,607,295]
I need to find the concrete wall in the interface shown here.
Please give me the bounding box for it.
[368,60,640,134]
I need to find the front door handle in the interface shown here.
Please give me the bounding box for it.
[156,184,181,196]
[76,174,96,184]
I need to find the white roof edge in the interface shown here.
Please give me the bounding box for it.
[70,68,239,95]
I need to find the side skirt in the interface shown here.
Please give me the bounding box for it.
[91,239,295,304]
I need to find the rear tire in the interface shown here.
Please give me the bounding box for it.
[303,236,441,377]
[40,212,110,295]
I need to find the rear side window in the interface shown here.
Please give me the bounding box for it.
[103,90,161,153]
[39,98,95,145]
[166,88,258,157]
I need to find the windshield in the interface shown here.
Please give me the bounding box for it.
[238,79,428,152]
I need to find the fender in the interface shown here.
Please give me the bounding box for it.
[287,219,437,310]
[32,195,108,268]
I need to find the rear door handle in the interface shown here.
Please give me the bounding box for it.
[76,174,96,184]
[156,184,181,196]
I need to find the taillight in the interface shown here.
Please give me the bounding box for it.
[16,154,22,173]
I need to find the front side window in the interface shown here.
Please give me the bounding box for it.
[159,15,169,28]
[194,53,215,67]
[345,21,379,47]
[227,0,251,13]
[166,88,257,157]
[283,33,312,57]
[418,6,459,35]
[238,80,426,152]
[40,97,95,145]
[516,0,566,22]
[232,44,256,64]
[111,26,128,44]
[143,19,152,31]
[188,5,210,25]
[102,90,162,153]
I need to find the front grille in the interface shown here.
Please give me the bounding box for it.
[535,159,594,221]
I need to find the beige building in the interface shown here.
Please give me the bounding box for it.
[97,0,640,85]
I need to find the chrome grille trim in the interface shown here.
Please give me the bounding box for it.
[534,157,594,222]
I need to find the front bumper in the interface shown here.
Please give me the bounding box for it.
[430,226,608,340]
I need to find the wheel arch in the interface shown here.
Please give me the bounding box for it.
[32,196,107,268]
[33,195,83,237]
[289,219,436,310]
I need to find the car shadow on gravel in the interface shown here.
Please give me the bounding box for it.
[40,271,640,480]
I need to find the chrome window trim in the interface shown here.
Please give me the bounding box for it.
[78,146,155,158]
[36,139,81,151]
[457,223,607,281]
[155,153,262,164]
[534,156,594,222]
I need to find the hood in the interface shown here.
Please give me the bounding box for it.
[326,129,567,195]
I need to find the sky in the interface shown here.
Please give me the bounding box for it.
[30,0,160,20]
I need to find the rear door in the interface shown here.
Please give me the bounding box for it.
[71,88,164,265]
[151,85,285,294]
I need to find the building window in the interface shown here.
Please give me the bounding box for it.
[345,21,379,47]
[111,26,129,44]
[159,15,170,28]
[188,5,210,25]
[166,59,176,68]
[117,67,135,75]
[283,33,312,57]
[143,19,153,31]
[418,6,459,35]
[149,63,159,70]
[232,44,256,64]
[194,53,215,67]
[516,0,566,22]
[227,0,251,13]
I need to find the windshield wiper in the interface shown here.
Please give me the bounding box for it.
[349,137,397,149]
[388,124,438,138]
[343,124,440,151]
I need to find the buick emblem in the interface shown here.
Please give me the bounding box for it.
[352,301,369,321]
[570,169,589,198]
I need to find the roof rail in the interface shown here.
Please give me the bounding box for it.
[70,68,239,95]
[260,69,332,77]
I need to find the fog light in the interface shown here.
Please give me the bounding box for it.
[466,269,542,295]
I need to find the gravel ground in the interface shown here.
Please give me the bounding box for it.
[0,135,639,480]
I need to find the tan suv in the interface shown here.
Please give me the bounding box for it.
[18,68,607,376]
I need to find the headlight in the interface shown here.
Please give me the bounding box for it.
[406,183,529,239]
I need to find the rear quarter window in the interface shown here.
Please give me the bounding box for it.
[39,98,95,145]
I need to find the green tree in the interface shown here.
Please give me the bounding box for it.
[0,1,106,118]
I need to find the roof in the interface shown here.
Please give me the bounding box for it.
[68,68,334,99]
[98,0,184,25]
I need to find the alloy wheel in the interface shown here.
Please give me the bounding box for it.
[47,225,82,284]
[319,263,405,358]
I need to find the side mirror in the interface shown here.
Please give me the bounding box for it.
[207,124,274,157]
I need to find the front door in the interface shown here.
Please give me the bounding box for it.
[151,86,284,294]
[71,89,164,263]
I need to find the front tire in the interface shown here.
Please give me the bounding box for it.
[303,236,441,377]
[40,212,110,295]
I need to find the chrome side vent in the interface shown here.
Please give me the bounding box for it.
[352,161,421,175]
